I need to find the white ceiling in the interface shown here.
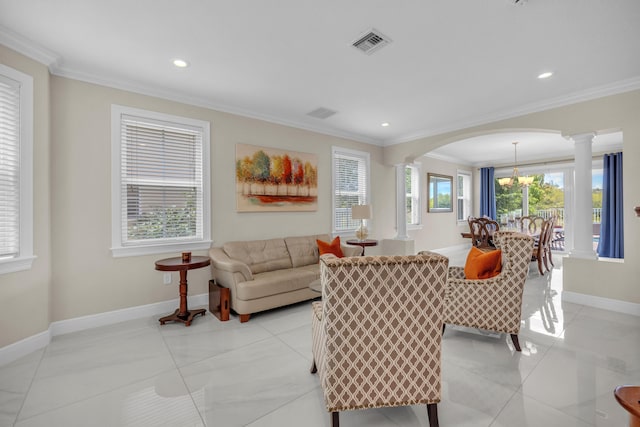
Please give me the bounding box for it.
[1,0,638,162]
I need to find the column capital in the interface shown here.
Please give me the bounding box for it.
[566,132,596,145]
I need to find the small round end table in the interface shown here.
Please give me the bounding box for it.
[155,255,210,326]
[345,239,378,256]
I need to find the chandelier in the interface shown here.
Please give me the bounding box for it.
[497,142,534,187]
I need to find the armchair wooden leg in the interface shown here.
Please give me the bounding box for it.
[310,359,317,374]
[239,314,251,323]
[331,411,339,427]
[510,334,521,351]
[427,403,439,427]
[442,323,446,334]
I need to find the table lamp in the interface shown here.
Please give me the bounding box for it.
[351,204,372,241]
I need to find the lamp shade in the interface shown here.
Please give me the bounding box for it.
[351,204,372,220]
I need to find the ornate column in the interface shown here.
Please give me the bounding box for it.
[569,133,597,259]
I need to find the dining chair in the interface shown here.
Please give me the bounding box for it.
[468,217,500,249]
[518,216,544,235]
[532,216,556,274]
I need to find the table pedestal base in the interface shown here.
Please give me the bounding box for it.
[159,308,206,326]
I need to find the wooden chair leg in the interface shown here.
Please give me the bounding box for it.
[427,403,439,427]
[331,412,339,427]
[510,334,521,351]
[537,257,544,275]
[547,249,555,267]
[442,323,446,334]
[310,359,317,374]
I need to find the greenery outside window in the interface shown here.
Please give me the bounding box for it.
[332,147,370,234]
[0,65,34,274]
[111,105,211,257]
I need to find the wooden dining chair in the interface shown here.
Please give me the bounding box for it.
[531,216,556,274]
[468,217,499,250]
[518,216,544,235]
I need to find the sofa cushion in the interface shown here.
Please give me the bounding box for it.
[223,238,292,275]
[285,234,329,268]
[316,236,345,258]
[236,267,319,300]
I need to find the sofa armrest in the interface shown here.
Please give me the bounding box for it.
[209,247,253,284]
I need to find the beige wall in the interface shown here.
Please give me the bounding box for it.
[49,76,390,323]
[409,156,471,252]
[0,46,52,348]
[384,90,640,305]
[2,39,638,350]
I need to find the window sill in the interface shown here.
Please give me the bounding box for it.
[111,240,212,258]
[0,255,37,275]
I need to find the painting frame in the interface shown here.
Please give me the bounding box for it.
[236,143,318,212]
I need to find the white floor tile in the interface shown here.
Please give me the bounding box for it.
[1,246,638,427]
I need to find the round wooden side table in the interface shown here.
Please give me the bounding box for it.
[345,239,378,256]
[615,385,640,427]
[155,255,210,326]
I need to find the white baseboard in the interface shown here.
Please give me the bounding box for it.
[0,330,51,367]
[562,291,640,317]
[0,293,209,366]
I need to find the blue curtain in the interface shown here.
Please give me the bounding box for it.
[480,167,496,220]
[597,152,624,258]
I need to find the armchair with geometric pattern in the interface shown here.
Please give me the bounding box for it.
[310,253,449,427]
[434,232,534,351]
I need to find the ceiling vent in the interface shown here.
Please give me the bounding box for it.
[351,29,391,55]
[307,107,337,119]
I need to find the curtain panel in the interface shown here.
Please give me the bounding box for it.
[597,152,624,258]
[480,167,496,220]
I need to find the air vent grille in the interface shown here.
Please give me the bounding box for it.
[352,29,391,55]
[307,107,337,119]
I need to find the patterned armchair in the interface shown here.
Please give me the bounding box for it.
[437,231,534,351]
[310,253,449,427]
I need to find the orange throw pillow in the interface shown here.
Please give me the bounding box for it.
[464,247,502,280]
[317,236,344,258]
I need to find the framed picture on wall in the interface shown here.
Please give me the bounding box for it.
[235,143,318,212]
[427,173,453,212]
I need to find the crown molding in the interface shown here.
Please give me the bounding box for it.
[384,75,640,147]
[0,25,60,69]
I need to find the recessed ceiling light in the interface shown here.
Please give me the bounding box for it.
[173,59,189,68]
[381,122,390,127]
[538,71,553,79]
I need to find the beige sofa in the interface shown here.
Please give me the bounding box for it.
[209,234,362,322]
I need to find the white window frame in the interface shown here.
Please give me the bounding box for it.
[0,64,35,274]
[331,146,370,236]
[110,105,211,257]
[406,164,422,228]
[456,169,472,223]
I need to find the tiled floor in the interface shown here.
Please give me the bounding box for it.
[1,250,639,427]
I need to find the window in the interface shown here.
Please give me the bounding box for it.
[332,147,370,234]
[406,164,421,226]
[457,170,472,221]
[111,105,211,257]
[0,65,34,274]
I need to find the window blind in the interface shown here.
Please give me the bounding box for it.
[333,149,369,232]
[120,115,203,245]
[0,75,20,259]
